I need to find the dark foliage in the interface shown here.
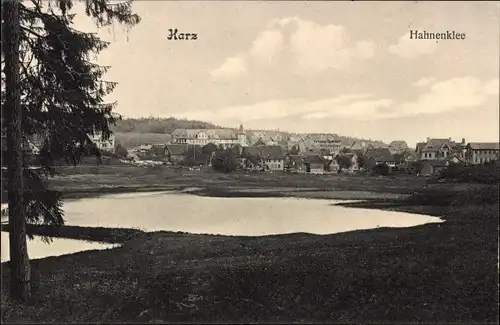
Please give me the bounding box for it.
[436,163,500,184]
[372,163,390,176]
[335,154,353,171]
[1,0,140,229]
[111,117,223,134]
[212,149,238,173]
[183,146,205,166]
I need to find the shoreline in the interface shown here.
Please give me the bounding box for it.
[0,190,438,247]
[2,175,498,323]
[55,184,409,203]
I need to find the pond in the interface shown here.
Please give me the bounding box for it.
[1,191,442,262]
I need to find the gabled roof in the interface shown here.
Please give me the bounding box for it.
[242,146,261,157]
[467,142,500,150]
[415,142,426,153]
[165,144,199,156]
[256,145,285,160]
[150,144,167,156]
[421,139,455,152]
[306,133,339,142]
[287,135,304,143]
[389,140,408,148]
[365,148,394,162]
[303,154,325,164]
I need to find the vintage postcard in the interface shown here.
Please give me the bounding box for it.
[1,0,499,323]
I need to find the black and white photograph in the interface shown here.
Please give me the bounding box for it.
[1,0,499,323]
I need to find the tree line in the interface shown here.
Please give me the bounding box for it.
[111,117,223,134]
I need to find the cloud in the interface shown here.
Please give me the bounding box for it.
[174,93,389,123]
[250,29,284,63]
[210,17,375,79]
[210,56,247,80]
[285,18,375,73]
[388,31,438,59]
[413,77,437,87]
[485,78,499,95]
[397,77,498,116]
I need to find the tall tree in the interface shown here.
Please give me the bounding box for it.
[3,0,30,302]
[1,0,140,301]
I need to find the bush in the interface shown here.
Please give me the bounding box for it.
[437,164,499,184]
[405,185,499,206]
[372,163,390,176]
[212,150,238,173]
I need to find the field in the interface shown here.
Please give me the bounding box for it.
[1,165,498,323]
[48,164,430,200]
[114,132,172,148]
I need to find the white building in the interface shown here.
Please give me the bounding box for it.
[89,132,116,152]
[171,125,247,148]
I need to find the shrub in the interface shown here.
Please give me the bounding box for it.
[372,163,390,176]
[212,150,238,173]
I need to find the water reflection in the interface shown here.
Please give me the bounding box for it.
[1,192,442,261]
[1,232,119,262]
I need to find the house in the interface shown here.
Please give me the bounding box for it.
[465,142,500,165]
[419,160,449,177]
[240,146,262,169]
[171,125,247,148]
[388,140,408,154]
[303,154,328,174]
[335,152,360,172]
[350,140,368,151]
[415,142,427,158]
[329,158,340,173]
[287,134,304,145]
[164,144,199,164]
[304,134,342,155]
[89,132,115,152]
[364,148,396,170]
[257,145,286,171]
[419,138,456,160]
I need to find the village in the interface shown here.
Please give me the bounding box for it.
[89,124,500,177]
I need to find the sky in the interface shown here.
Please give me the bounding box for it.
[72,1,499,146]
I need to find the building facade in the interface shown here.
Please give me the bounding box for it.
[465,142,500,165]
[171,125,247,148]
[89,132,115,152]
[304,134,342,155]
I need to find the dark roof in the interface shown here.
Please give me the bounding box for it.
[150,144,167,156]
[415,142,426,153]
[421,139,454,152]
[365,148,394,162]
[467,142,500,150]
[165,144,199,156]
[389,140,408,148]
[303,154,325,164]
[242,146,261,157]
[256,145,285,160]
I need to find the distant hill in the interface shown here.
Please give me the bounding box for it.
[111,117,223,134]
[112,117,387,148]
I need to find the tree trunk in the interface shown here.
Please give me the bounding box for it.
[3,0,31,302]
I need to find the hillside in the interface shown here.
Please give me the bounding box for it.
[111,117,223,134]
[112,117,387,148]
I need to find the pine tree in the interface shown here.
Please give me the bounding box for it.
[1,0,140,301]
